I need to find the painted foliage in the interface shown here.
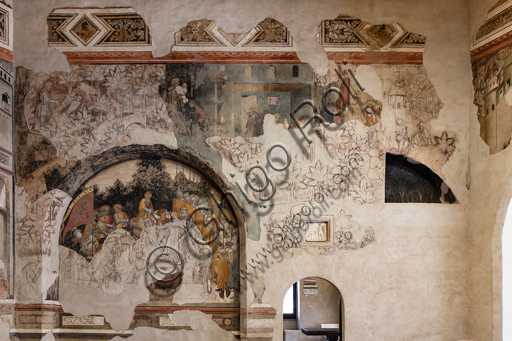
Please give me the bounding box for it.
[15,61,460,275]
[59,159,239,304]
[22,64,175,160]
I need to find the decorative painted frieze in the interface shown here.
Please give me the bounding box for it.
[320,15,425,52]
[47,8,151,50]
[471,0,512,62]
[173,17,294,51]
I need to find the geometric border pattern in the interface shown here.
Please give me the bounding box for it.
[173,17,293,51]
[471,1,512,63]
[319,15,425,52]
[47,9,424,64]
[48,8,151,49]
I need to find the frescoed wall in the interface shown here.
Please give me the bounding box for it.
[3,0,500,340]
[12,55,464,341]
[0,53,13,302]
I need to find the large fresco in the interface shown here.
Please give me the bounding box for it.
[59,159,239,304]
[7,10,470,340]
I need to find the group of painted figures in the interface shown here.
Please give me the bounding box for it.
[64,189,240,301]
[66,192,181,257]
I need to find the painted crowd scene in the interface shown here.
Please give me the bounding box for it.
[59,159,239,303]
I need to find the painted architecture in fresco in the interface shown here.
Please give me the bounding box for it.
[471,0,512,154]
[473,46,512,154]
[164,63,314,141]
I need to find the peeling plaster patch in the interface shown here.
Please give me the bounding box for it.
[110,311,236,341]
[59,278,149,331]
[355,65,383,102]
[249,275,266,305]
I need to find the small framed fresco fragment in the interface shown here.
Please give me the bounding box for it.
[305,220,329,242]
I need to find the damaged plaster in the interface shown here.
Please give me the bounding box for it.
[16,0,468,78]
[13,0,472,202]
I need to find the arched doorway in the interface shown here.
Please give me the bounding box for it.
[283,277,343,341]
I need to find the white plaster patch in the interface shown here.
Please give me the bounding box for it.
[59,277,149,331]
[110,310,236,341]
[355,65,383,102]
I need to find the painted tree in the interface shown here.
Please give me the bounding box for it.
[126,159,174,216]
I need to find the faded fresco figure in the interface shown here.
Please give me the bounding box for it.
[395,118,410,154]
[19,262,42,300]
[268,65,276,78]
[127,243,146,284]
[177,83,189,107]
[169,78,180,105]
[94,211,109,234]
[211,82,227,136]
[156,208,171,225]
[411,123,433,147]
[58,90,82,117]
[35,82,58,131]
[178,206,192,221]
[193,247,213,296]
[189,100,208,125]
[134,192,154,228]
[99,205,115,231]
[363,100,382,126]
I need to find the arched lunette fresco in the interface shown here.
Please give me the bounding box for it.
[53,145,247,335]
[58,144,244,303]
